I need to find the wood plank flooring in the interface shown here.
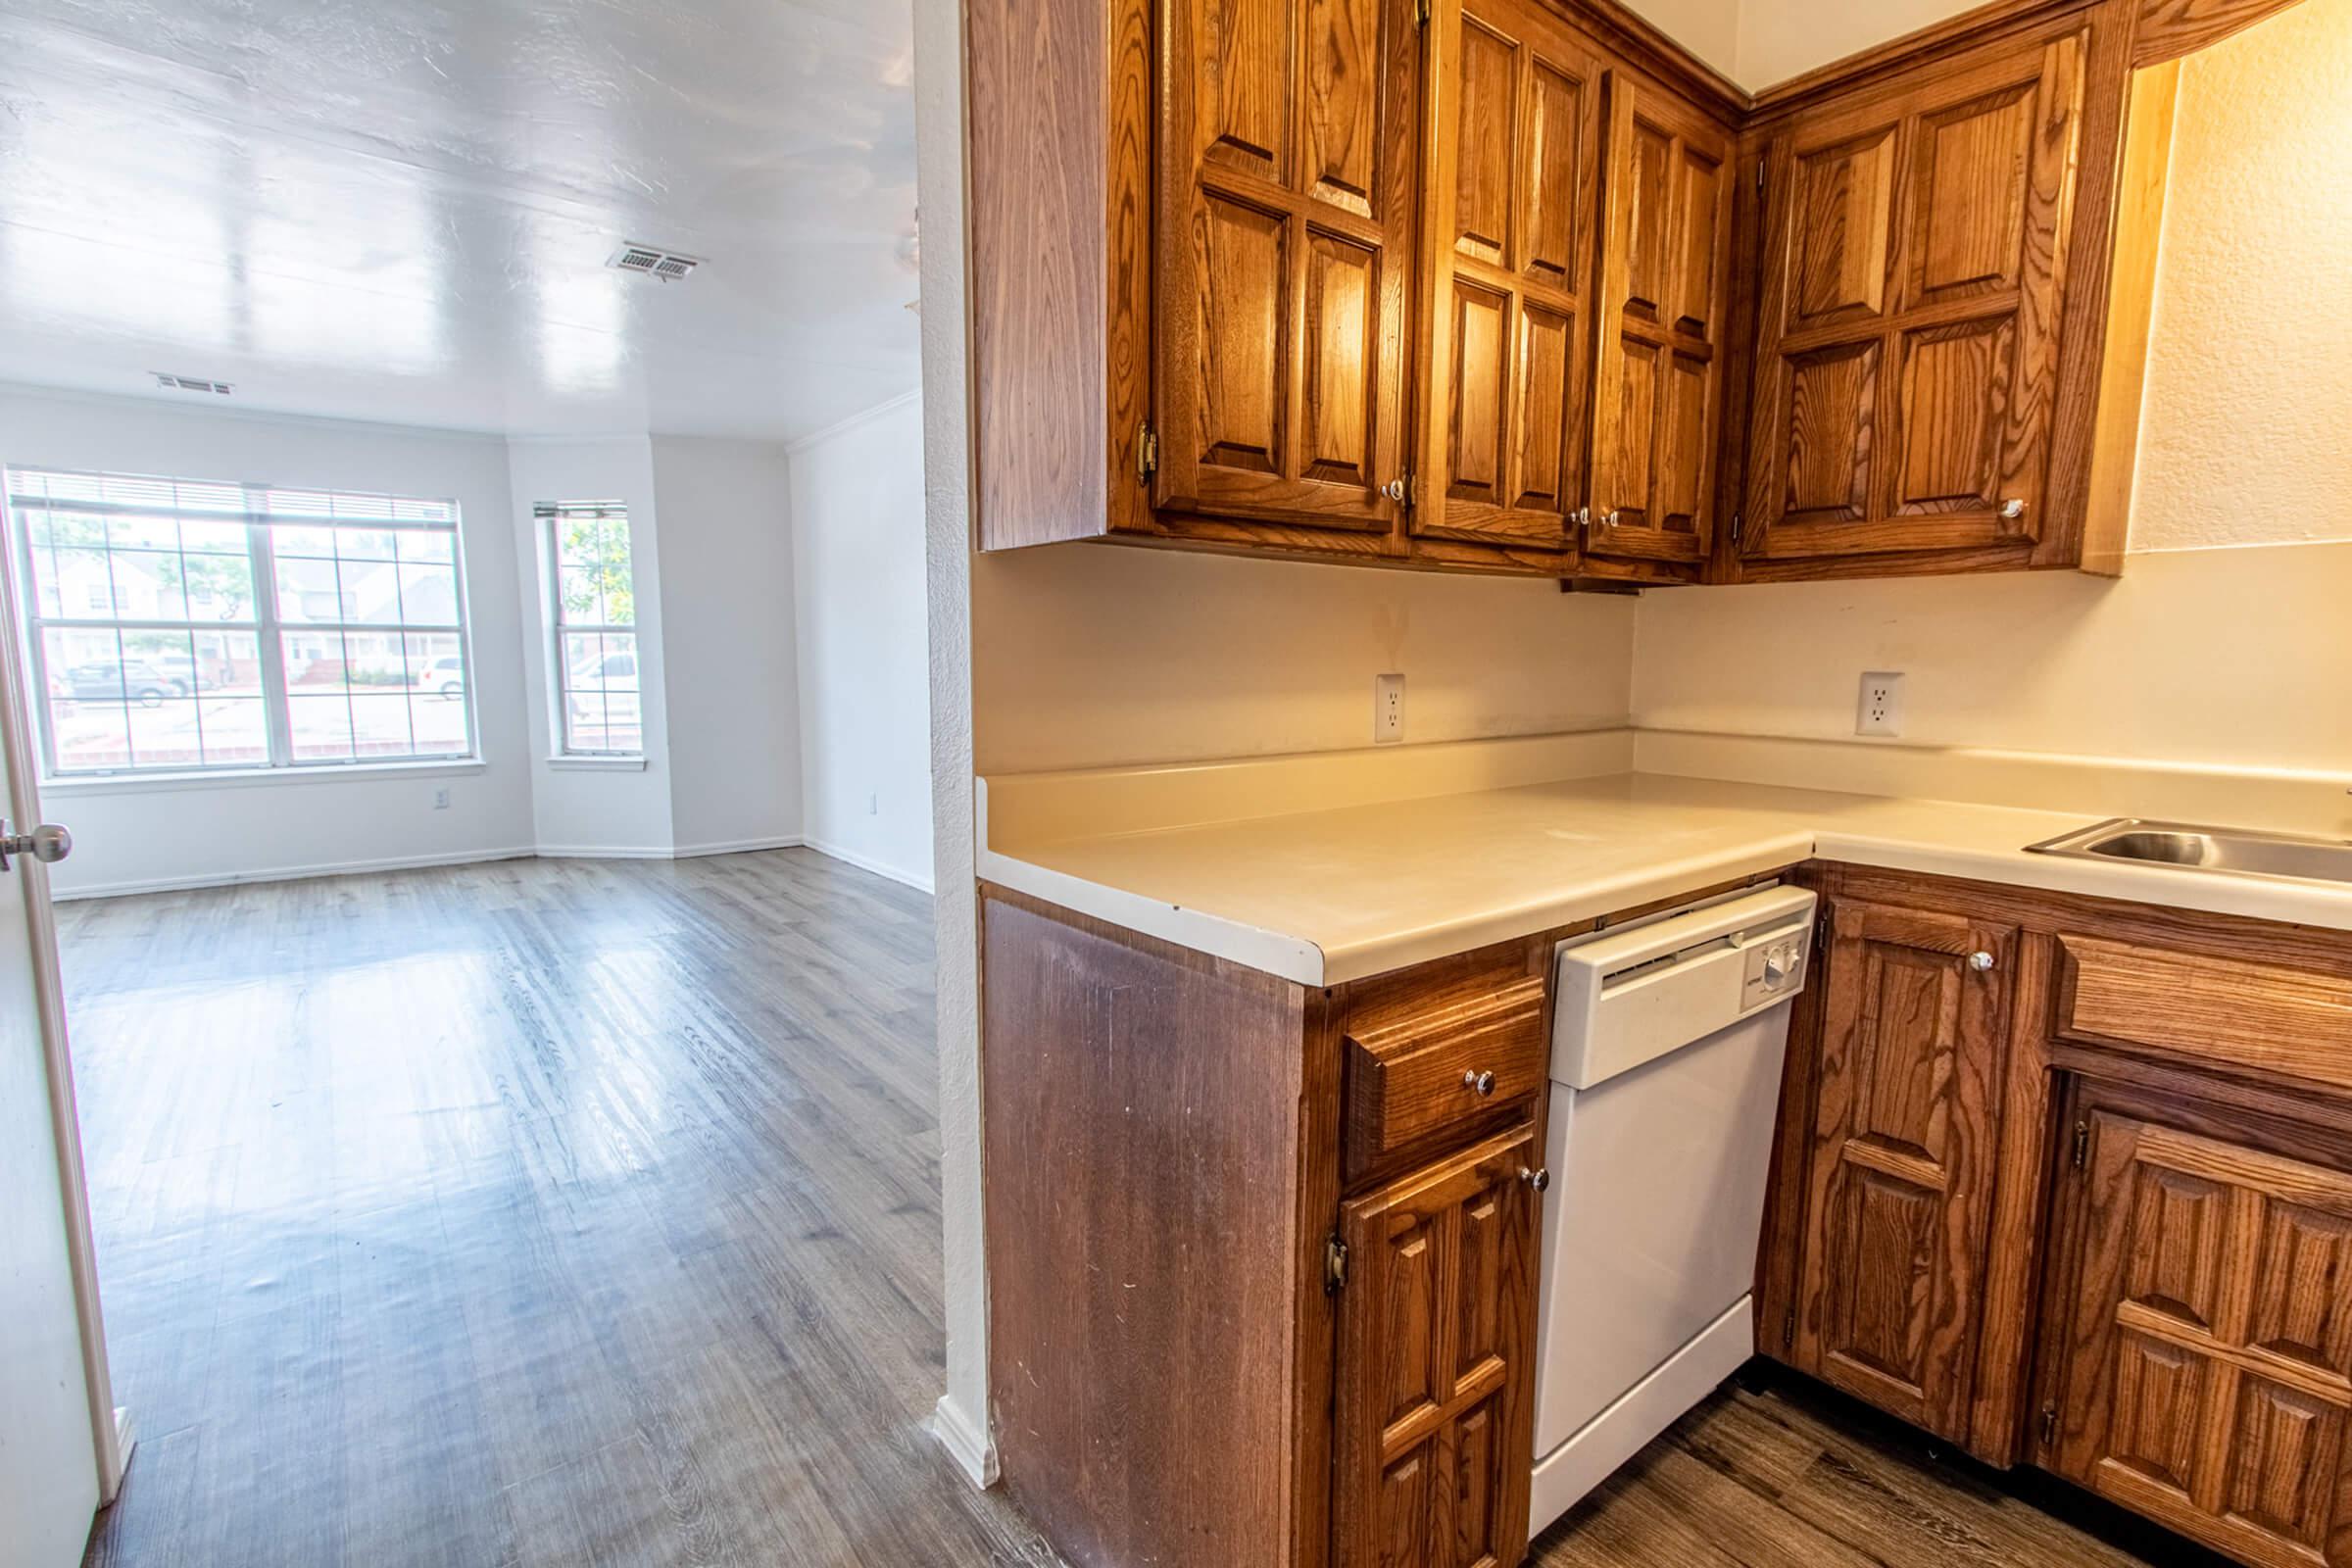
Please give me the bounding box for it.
[61,850,2219,1568]
[67,851,1056,1567]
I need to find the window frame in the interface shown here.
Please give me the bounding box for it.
[539,501,643,760]
[6,467,480,780]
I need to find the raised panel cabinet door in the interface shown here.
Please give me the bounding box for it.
[1740,27,2086,564]
[1794,898,2017,1441]
[2049,1099,2352,1568]
[1585,71,1734,570]
[1413,0,1602,553]
[1156,0,1422,534]
[1335,1122,1540,1568]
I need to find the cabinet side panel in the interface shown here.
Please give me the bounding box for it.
[970,0,1117,548]
[982,891,1320,1568]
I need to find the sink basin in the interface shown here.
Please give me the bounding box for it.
[2026,818,2352,888]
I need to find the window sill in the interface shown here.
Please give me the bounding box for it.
[43,759,488,798]
[545,755,647,772]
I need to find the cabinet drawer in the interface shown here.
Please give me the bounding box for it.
[2055,936,2352,1093]
[1345,977,1548,1174]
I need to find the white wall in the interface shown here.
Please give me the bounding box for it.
[974,546,1637,773]
[0,390,536,896]
[504,437,678,857]
[1633,1,2352,777]
[788,396,934,890]
[0,395,813,891]
[652,435,803,857]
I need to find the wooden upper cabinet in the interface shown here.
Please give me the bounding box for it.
[1335,1122,1541,1568]
[2047,1089,2352,1568]
[1740,25,2090,567]
[1586,74,1734,571]
[1415,0,1601,555]
[1793,896,2017,1442]
[1155,0,1422,535]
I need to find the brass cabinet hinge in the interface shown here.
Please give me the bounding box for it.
[2072,1118,2090,1170]
[1756,161,1766,196]
[2038,1399,2059,1448]
[1730,511,1744,548]
[1136,421,1160,487]
[1782,1310,1794,1348]
[1325,1234,1350,1294]
[1414,0,1431,27]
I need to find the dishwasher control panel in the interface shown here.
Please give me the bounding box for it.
[1739,925,1811,1012]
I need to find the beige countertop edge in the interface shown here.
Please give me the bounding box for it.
[980,826,2352,989]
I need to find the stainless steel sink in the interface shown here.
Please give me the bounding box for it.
[2026,818,2352,887]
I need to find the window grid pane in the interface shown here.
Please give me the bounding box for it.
[7,466,473,777]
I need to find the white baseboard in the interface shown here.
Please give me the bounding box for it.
[805,836,936,894]
[673,835,805,859]
[529,844,680,860]
[55,836,910,902]
[929,1393,999,1489]
[52,846,539,901]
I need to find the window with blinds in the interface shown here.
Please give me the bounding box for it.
[5,466,477,776]
[537,501,641,757]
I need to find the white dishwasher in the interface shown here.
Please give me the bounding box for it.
[1528,883,1817,1539]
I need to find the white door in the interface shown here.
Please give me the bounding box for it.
[0,508,118,1560]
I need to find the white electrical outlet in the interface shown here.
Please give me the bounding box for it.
[432,786,452,810]
[1856,671,1907,737]
[1374,672,1405,745]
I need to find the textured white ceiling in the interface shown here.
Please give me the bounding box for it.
[0,0,919,440]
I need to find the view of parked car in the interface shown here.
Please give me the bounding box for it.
[63,659,178,707]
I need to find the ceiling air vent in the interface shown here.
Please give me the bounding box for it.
[154,372,233,396]
[607,243,704,282]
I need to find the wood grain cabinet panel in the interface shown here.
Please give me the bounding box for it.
[1792,896,2018,1441]
[1585,74,1734,570]
[1344,974,1548,1184]
[1417,0,1603,553]
[1336,1122,1540,1568]
[2047,1091,2352,1568]
[1157,0,1422,533]
[1741,26,2090,568]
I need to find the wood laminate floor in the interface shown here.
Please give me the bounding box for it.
[62,850,2216,1568]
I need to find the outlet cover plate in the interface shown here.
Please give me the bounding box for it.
[1374,672,1405,745]
[1856,671,1906,738]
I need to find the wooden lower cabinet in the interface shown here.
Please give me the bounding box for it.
[2043,1085,2352,1568]
[1791,895,2017,1441]
[1767,865,2352,1568]
[1335,1123,1542,1568]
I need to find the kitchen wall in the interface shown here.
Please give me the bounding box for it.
[0,388,537,896]
[1633,0,2352,779]
[973,551,1637,773]
[651,434,803,857]
[789,394,935,890]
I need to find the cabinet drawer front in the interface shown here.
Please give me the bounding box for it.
[2056,937,2352,1093]
[1346,978,1548,1167]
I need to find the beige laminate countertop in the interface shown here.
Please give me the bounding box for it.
[977,770,2352,985]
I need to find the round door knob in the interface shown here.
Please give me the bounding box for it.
[1463,1069,1496,1097]
[1998,498,2027,520]
[1382,477,1408,503]
[1521,1167,1550,1192]
[1969,951,1996,972]
[0,822,70,869]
